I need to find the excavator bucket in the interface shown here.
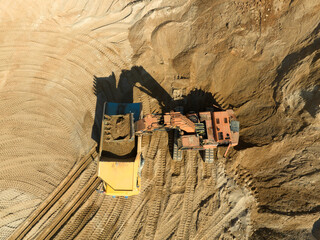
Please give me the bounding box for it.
[98,102,143,196]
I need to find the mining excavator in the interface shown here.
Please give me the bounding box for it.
[98,102,239,196]
[135,108,239,163]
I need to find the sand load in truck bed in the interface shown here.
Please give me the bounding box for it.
[102,114,135,157]
[107,115,131,140]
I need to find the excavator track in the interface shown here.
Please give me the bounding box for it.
[111,196,145,239]
[154,195,182,239]
[141,134,151,156]
[173,129,182,161]
[171,160,182,176]
[155,212,181,240]
[116,195,150,240]
[204,148,214,163]
[143,132,161,181]
[172,106,183,161]
[195,153,253,239]
[56,192,104,239]
[113,198,133,238]
[230,164,259,198]
[146,132,161,160]
[144,184,163,240]
[194,203,229,239]
[123,209,145,239]
[201,161,212,178]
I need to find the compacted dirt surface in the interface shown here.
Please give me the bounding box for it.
[0,0,320,239]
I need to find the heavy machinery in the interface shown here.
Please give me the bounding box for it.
[98,102,144,196]
[98,101,239,196]
[135,108,239,162]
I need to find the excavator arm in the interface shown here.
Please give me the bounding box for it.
[135,111,196,134]
[163,112,195,133]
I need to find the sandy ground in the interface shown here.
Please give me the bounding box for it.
[0,0,320,239]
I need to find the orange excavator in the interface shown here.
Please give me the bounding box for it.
[135,108,239,162]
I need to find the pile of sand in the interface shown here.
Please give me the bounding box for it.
[101,114,135,157]
[105,115,131,141]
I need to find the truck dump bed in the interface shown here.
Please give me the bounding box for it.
[98,102,142,196]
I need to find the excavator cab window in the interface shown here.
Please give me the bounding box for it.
[230,120,240,132]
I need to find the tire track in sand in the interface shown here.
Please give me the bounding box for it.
[176,151,198,240]
[144,131,167,240]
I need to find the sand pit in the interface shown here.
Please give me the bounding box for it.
[1,0,320,239]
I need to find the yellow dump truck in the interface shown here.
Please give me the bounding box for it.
[98,102,144,196]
